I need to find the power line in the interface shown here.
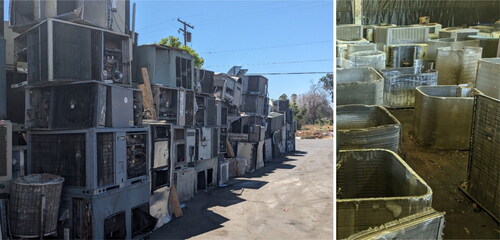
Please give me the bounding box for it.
[247,72,333,75]
[200,40,333,54]
[137,2,330,38]
[206,59,333,68]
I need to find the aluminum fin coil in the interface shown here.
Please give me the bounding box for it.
[337,105,401,152]
[337,149,434,239]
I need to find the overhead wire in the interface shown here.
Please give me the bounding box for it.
[199,40,333,54]
[205,58,333,68]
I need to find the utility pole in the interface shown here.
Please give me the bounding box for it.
[178,18,194,46]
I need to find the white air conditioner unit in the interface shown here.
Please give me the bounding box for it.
[0,120,13,193]
[219,161,229,185]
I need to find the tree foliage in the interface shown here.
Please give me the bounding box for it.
[159,36,205,68]
[319,73,333,103]
[295,83,333,126]
[279,94,288,100]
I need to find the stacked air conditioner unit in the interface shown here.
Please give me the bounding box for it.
[136,44,194,90]
[9,0,129,35]
[27,127,150,195]
[14,19,131,85]
[146,122,174,229]
[213,73,243,106]
[25,81,140,129]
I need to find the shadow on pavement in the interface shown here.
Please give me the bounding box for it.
[151,151,304,239]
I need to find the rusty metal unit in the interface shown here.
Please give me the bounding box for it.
[25,81,138,129]
[59,181,153,239]
[413,86,474,150]
[460,94,500,222]
[337,105,401,152]
[337,149,434,239]
[27,127,150,195]
[14,18,131,85]
[381,66,438,108]
[337,67,384,106]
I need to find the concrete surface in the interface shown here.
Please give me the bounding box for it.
[390,109,499,239]
[151,139,333,239]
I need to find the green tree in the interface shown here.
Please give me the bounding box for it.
[159,36,205,68]
[279,94,288,101]
[319,73,333,103]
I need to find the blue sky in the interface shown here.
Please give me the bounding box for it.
[4,0,334,99]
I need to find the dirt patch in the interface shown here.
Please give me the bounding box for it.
[296,124,333,139]
[389,109,498,239]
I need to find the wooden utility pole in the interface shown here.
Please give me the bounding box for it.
[178,18,194,46]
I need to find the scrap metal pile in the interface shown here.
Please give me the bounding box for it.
[0,1,296,239]
[336,18,500,239]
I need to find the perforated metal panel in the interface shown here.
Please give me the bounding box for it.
[465,94,500,221]
[206,98,217,126]
[219,128,227,153]
[30,134,86,187]
[53,21,92,80]
[185,91,195,126]
[212,128,219,158]
[97,133,114,187]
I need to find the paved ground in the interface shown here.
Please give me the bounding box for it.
[390,109,499,239]
[151,139,334,240]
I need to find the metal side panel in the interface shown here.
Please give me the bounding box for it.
[336,24,364,41]
[264,139,273,161]
[175,167,196,202]
[237,142,255,174]
[461,94,500,222]
[413,86,474,150]
[256,141,264,170]
[436,47,482,85]
[347,209,445,240]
